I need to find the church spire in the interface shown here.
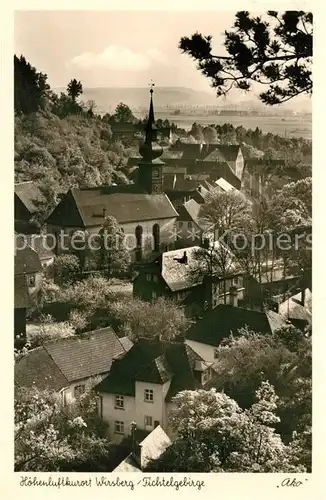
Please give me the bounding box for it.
[139,82,162,162]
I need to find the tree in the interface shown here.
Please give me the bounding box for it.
[146,383,304,472]
[67,78,83,103]
[14,55,50,114]
[189,122,204,142]
[113,102,135,123]
[52,254,80,285]
[203,126,219,144]
[15,386,110,471]
[179,11,312,105]
[200,189,252,236]
[96,216,131,280]
[110,297,191,342]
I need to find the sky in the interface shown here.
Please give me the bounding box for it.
[14,11,244,93]
[14,10,311,109]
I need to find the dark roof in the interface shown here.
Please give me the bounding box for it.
[15,234,55,261]
[15,181,45,214]
[15,247,43,276]
[47,185,178,227]
[164,177,198,193]
[14,275,32,309]
[44,327,126,382]
[15,346,69,391]
[15,328,128,391]
[96,339,203,400]
[186,304,278,347]
[204,145,240,162]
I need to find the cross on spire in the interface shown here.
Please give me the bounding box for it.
[149,79,155,94]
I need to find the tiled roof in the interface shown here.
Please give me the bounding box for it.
[45,327,126,382]
[15,181,45,214]
[15,347,68,391]
[183,199,212,230]
[96,339,203,399]
[186,304,279,347]
[205,145,240,162]
[161,246,203,292]
[16,234,55,261]
[47,185,178,227]
[279,289,312,323]
[119,336,134,353]
[15,246,43,276]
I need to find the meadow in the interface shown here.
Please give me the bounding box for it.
[134,111,312,140]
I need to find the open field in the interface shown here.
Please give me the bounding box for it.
[134,111,312,140]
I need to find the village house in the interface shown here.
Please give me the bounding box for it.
[175,198,214,246]
[96,338,215,442]
[15,327,132,404]
[133,245,245,315]
[113,424,171,472]
[278,288,312,332]
[14,181,45,233]
[14,246,43,345]
[185,303,288,362]
[46,88,178,262]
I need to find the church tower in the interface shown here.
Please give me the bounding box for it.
[138,84,164,194]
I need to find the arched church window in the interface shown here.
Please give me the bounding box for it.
[152,223,160,252]
[135,225,143,261]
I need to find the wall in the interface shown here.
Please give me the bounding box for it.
[235,149,245,179]
[100,379,172,443]
[63,373,108,405]
[101,392,136,443]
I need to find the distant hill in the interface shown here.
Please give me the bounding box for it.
[53,86,220,113]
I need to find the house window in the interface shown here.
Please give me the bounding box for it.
[152,290,157,300]
[135,225,143,261]
[28,275,36,287]
[187,221,192,230]
[74,384,85,399]
[144,389,154,402]
[144,415,153,427]
[233,277,239,285]
[115,395,124,409]
[214,348,219,359]
[146,274,152,282]
[177,221,183,230]
[115,421,124,434]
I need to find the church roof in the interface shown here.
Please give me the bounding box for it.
[47,185,178,227]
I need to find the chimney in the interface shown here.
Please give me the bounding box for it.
[130,422,141,467]
[301,288,306,306]
[182,251,188,265]
[229,285,238,307]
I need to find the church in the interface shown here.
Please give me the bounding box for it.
[46,87,178,261]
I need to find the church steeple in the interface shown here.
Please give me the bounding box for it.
[138,83,164,194]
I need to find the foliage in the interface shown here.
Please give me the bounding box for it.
[212,326,311,458]
[67,78,83,102]
[52,254,80,285]
[109,297,191,341]
[95,215,131,279]
[200,189,252,235]
[14,386,110,471]
[179,11,312,104]
[14,55,50,114]
[146,382,304,472]
[112,102,135,123]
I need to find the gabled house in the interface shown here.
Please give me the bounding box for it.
[163,176,207,207]
[176,199,214,246]
[185,303,288,362]
[14,246,43,345]
[133,245,245,314]
[96,338,215,442]
[15,327,132,403]
[16,234,55,269]
[15,181,45,233]
[113,424,171,472]
[278,288,312,332]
